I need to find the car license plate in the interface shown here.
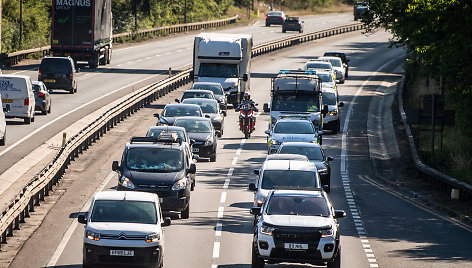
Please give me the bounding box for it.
[1,99,13,103]
[284,243,308,250]
[110,249,134,256]
[192,148,199,153]
[44,79,56,83]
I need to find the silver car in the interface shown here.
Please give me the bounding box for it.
[322,88,344,134]
[190,82,227,112]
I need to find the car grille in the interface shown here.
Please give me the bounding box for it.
[137,184,170,190]
[100,234,147,240]
[273,228,321,243]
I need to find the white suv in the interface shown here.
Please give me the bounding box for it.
[250,189,345,268]
[78,191,171,268]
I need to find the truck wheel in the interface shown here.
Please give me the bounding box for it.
[181,204,190,219]
[99,51,107,66]
[89,53,99,68]
[107,48,112,64]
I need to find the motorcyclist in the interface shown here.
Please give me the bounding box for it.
[236,92,258,131]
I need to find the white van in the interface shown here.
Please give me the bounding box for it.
[0,75,35,124]
[0,96,7,145]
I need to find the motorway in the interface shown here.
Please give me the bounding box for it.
[3,13,472,268]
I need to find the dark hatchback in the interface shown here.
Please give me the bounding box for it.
[266,11,286,26]
[112,136,196,219]
[155,103,204,126]
[277,142,333,192]
[282,17,304,33]
[38,56,78,94]
[32,81,52,115]
[323,52,350,78]
[174,117,219,162]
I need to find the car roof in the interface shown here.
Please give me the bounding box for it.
[164,103,201,109]
[182,98,218,104]
[94,191,157,202]
[266,153,309,161]
[280,142,322,149]
[263,160,315,171]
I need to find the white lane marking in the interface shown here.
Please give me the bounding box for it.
[0,64,187,158]
[341,58,398,268]
[211,139,246,267]
[45,171,115,267]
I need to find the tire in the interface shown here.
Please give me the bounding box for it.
[332,121,339,134]
[210,152,217,162]
[47,103,51,114]
[89,52,99,68]
[69,88,75,94]
[327,246,341,268]
[0,131,5,146]
[345,69,349,79]
[41,106,47,115]
[251,243,264,268]
[245,132,250,139]
[266,23,270,27]
[181,204,190,219]
[107,48,112,64]
[99,50,107,65]
[282,29,286,33]
[25,116,31,124]
[191,179,195,191]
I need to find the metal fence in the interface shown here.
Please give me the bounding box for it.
[3,16,239,67]
[0,21,365,250]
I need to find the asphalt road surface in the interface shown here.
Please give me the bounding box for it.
[5,24,472,268]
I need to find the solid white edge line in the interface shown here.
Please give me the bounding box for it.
[45,171,116,267]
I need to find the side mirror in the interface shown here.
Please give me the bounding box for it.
[327,156,334,161]
[153,113,160,119]
[112,161,120,171]
[204,114,211,118]
[190,139,196,145]
[338,102,344,108]
[189,70,194,80]
[215,130,221,137]
[188,163,196,174]
[222,111,227,117]
[253,169,260,176]
[250,207,262,216]
[263,103,270,113]
[77,214,87,224]
[242,73,248,82]
[162,217,172,227]
[175,98,180,103]
[318,130,324,136]
[334,210,346,219]
[264,130,271,135]
[248,183,257,191]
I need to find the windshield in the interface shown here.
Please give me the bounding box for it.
[266,196,329,216]
[322,92,337,105]
[191,84,224,95]
[327,58,342,67]
[175,119,212,133]
[182,91,214,100]
[261,170,317,189]
[272,93,320,112]
[125,148,183,172]
[163,106,201,117]
[199,63,238,78]
[279,146,323,161]
[317,73,334,83]
[91,200,157,224]
[274,121,315,134]
[147,129,186,142]
[305,62,331,70]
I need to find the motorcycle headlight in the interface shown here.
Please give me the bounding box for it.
[145,233,161,243]
[320,228,334,237]
[120,177,135,189]
[260,224,275,235]
[172,178,187,190]
[86,230,101,241]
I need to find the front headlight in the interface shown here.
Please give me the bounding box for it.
[120,177,135,189]
[204,138,213,146]
[320,228,334,237]
[328,110,337,115]
[86,230,100,241]
[145,233,160,243]
[318,168,328,175]
[172,178,187,190]
[260,224,275,235]
[271,139,280,145]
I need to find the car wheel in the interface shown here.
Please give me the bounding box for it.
[282,29,286,33]
[266,23,270,27]
[210,153,217,162]
[74,85,78,93]
[0,131,5,146]
[191,179,195,191]
[24,117,31,124]
[47,104,51,114]
[251,242,264,268]
[181,204,190,219]
[41,107,47,115]
[345,70,349,79]
[327,246,341,268]
[31,115,35,123]
[332,121,339,134]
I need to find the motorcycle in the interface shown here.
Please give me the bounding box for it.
[236,103,257,139]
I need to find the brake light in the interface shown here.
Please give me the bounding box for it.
[266,16,269,19]
[24,98,29,106]
[70,70,73,80]
[37,92,45,98]
[38,69,42,80]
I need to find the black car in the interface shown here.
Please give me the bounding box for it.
[266,11,286,26]
[277,142,333,192]
[324,52,350,78]
[282,17,304,33]
[353,1,369,21]
[38,56,78,94]
[154,103,204,126]
[174,117,219,162]
[32,81,51,115]
[112,134,196,219]
[182,98,225,136]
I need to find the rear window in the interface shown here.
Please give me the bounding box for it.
[163,106,201,117]
[305,62,331,70]
[286,17,299,21]
[268,12,283,17]
[274,121,314,134]
[40,58,72,74]
[182,92,213,100]
[91,200,157,224]
[191,84,224,95]
[261,170,317,189]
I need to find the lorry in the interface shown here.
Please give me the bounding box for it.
[263,70,328,138]
[51,0,113,68]
[192,33,253,108]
